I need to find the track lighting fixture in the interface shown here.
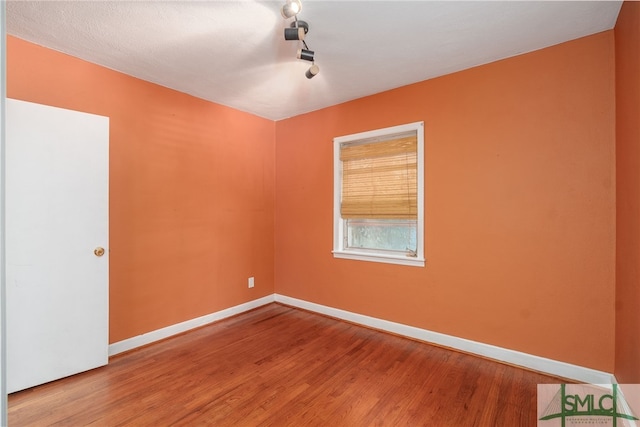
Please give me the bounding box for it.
[281,0,302,19]
[281,1,320,79]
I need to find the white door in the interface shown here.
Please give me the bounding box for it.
[5,98,109,394]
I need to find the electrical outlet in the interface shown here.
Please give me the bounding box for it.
[248,277,254,288]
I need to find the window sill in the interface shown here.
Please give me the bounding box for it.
[332,250,425,267]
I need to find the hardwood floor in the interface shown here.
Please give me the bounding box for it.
[9,303,565,426]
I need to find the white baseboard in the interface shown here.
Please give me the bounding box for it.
[274,293,615,385]
[108,295,275,356]
[108,292,615,385]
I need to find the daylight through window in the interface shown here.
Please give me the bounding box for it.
[333,122,424,267]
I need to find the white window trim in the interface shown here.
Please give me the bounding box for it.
[333,121,425,267]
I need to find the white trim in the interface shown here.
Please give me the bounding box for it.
[108,295,275,357]
[0,2,7,423]
[108,292,616,385]
[274,294,614,385]
[333,250,425,267]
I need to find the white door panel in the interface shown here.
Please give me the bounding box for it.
[6,98,109,393]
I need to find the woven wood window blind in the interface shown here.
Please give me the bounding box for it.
[340,134,417,219]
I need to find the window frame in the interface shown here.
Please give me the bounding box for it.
[333,121,425,267]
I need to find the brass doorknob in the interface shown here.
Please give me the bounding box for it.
[94,247,105,257]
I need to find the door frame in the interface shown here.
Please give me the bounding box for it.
[1,1,9,424]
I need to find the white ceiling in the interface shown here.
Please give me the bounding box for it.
[6,1,622,121]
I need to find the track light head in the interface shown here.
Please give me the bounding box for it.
[284,20,309,41]
[281,0,302,18]
[305,64,320,79]
[297,48,314,62]
[284,27,305,41]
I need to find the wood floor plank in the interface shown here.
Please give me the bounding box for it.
[8,303,567,426]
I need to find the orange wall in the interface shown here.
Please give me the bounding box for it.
[275,32,616,372]
[7,36,276,344]
[615,1,640,383]
[6,29,620,372]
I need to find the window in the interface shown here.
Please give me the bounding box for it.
[333,122,424,267]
